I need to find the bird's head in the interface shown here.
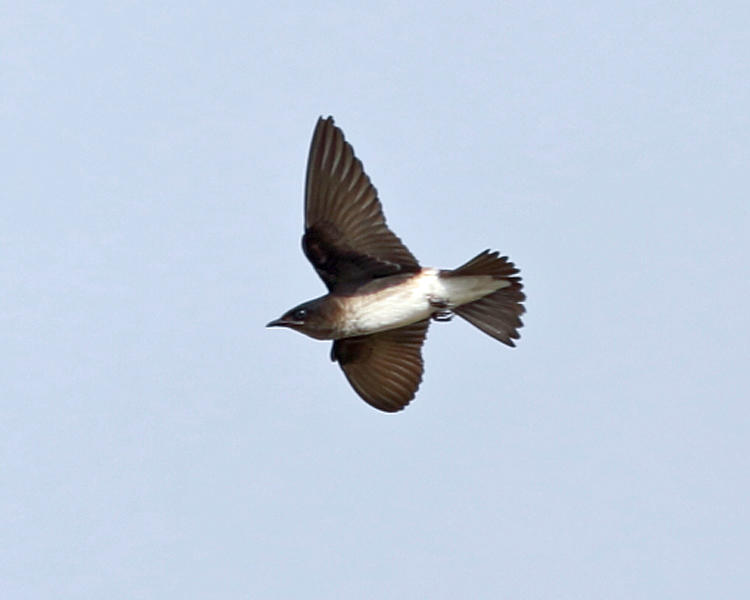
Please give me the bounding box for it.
[266,297,334,340]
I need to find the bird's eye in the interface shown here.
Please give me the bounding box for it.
[292,308,308,321]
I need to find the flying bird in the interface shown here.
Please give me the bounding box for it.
[267,117,525,412]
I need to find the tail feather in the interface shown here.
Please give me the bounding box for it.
[445,249,520,279]
[448,250,525,346]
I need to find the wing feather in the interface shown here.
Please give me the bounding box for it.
[330,319,430,412]
[303,117,420,291]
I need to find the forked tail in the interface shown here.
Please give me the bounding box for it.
[445,250,525,347]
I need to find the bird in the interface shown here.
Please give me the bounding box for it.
[267,116,525,412]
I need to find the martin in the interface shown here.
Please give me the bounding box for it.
[267,117,525,412]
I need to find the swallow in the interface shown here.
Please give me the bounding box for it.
[267,116,525,412]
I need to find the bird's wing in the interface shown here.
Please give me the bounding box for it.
[330,319,429,412]
[303,116,420,292]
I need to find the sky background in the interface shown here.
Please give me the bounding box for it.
[2,2,749,598]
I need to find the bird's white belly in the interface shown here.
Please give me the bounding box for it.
[339,269,508,337]
[343,281,433,336]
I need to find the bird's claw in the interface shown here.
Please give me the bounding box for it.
[429,297,453,322]
[432,310,453,322]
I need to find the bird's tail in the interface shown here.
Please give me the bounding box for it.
[444,250,525,347]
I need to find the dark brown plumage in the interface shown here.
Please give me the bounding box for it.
[267,117,525,412]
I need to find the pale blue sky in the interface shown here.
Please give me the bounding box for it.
[2,2,749,598]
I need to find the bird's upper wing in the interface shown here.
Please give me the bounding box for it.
[330,319,430,412]
[303,116,420,292]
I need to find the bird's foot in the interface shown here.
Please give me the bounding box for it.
[432,310,454,322]
[429,297,453,321]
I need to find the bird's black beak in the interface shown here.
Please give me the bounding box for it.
[266,318,289,328]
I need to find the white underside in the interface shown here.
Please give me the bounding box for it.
[339,268,510,337]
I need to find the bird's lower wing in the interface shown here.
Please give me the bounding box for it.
[330,319,430,412]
